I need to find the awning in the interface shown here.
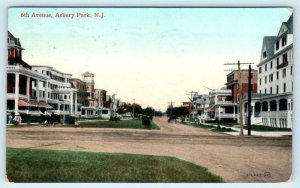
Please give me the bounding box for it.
[18,100,53,109]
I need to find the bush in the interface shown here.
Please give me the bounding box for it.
[65,115,75,124]
[142,116,151,127]
[110,116,121,121]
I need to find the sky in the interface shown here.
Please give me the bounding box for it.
[8,8,292,111]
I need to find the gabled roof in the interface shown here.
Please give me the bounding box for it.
[277,14,293,36]
[261,36,277,58]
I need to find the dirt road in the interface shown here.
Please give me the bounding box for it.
[6,117,292,182]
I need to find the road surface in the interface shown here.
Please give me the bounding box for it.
[7,117,292,182]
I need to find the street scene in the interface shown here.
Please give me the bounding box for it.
[6,8,293,183]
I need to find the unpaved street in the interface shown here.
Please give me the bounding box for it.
[6,117,292,182]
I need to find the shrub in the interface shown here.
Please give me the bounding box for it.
[110,116,120,121]
[20,113,43,124]
[142,116,151,127]
[65,115,75,124]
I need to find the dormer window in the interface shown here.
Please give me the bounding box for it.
[263,51,267,58]
[282,35,287,47]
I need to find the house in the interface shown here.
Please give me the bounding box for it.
[208,88,237,120]
[243,14,293,128]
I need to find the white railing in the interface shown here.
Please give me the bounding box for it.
[7,65,47,79]
[215,113,237,119]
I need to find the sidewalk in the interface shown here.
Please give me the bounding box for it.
[204,123,292,137]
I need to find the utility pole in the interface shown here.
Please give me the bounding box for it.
[168,101,175,116]
[248,65,252,136]
[133,98,135,118]
[224,60,254,136]
[185,91,197,121]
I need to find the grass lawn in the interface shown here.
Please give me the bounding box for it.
[7,148,222,183]
[76,119,159,129]
[244,125,292,132]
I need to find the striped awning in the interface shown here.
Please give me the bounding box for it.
[18,100,53,109]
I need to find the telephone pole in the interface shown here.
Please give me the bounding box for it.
[224,60,254,135]
[168,101,175,116]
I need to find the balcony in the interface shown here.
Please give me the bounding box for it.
[277,61,288,69]
[7,65,47,79]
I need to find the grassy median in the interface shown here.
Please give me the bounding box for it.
[7,148,222,183]
[77,119,159,129]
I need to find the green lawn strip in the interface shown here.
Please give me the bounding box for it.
[244,125,291,132]
[7,148,222,183]
[180,121,215,129]
[70,119,159,129]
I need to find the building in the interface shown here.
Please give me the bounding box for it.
[226,69,258,104]
[208,88,237,120]
[71,78,88,113]
[31,65,78,116]
[7,31,51,120]
[243,14,293,128]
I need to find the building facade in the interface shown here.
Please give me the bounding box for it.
[7,31,51,120]
[31,65,78,116]
[243,14,293,128]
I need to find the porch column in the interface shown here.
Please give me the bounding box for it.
[70,92,74,115]
[14,73,20,115]
[233,106,236,120]
[218,106,221,120]
[287,98,292,129]
[75,92,78,115]
[26,76,30,101]
[36,79,40,102]
[276,100,280,128]
[45,80,48,103]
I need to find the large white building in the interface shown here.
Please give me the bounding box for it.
[243,14,293,128]
[31,66,78,116]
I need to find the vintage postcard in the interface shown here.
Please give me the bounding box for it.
[6,7,292,183]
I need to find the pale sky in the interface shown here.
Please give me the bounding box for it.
[8,8,291,111]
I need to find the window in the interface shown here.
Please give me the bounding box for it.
[265,89,267,94]
[276,85,279,94]
[277,57,279,67]
[270,87,272,94]
[260,90,261,94]
[259,67,262,74]
[282,69,286,78]
[269,74,273,82]
[282,35,287,47]
[270,61,273,69]
[259,78,261,85]
[265,64,267,71]
[283,83,286,93]
[263,51,267,58]
[276,41,280,50]
[265,76,267,84]
[283,53,288,64]
[291,66,293,75]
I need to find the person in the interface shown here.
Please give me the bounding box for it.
[8,114,13,124]
[74,119,79,128]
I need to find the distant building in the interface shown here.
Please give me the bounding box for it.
[71,78,88,113]
[243,14,293,128]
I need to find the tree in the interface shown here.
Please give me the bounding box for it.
[166,106,189,117]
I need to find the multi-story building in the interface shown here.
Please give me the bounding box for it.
[226,69,258,104]
[208,88,237,120]
[7,31,50,120]
[31,65,78,116]
[71,78,88,113]
[243,14,293,128]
